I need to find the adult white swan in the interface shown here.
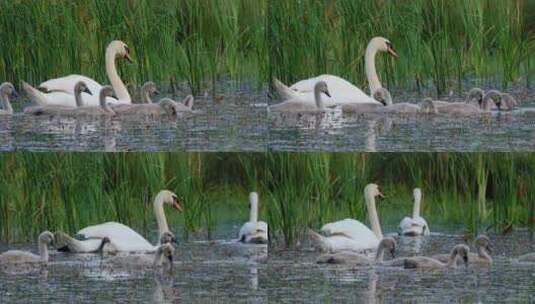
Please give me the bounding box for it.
[308,183,385,253]
[239,192,268,244]
[275,37,398,104]
[399,188,430,236]
[55,190,182,253]
[37,40,133,106]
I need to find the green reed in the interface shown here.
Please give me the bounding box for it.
[1,152,534,245]
[0,0,267,95]
[269,0,535,95]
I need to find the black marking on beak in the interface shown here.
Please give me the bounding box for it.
[324,90,331,98]
[154,90,160,96]
[390,249,396,258]
[84,87,92,95]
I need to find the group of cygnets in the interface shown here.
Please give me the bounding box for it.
[308,184,535,270]
[0,40,194,117]
[0,191,267,273]
[2,186,534,275]
[269,37,520,115]
[270,80,519,115]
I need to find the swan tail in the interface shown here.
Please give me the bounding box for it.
[273,78,298,100]
[21,81,47,105]
[54,231,100,253]
[308,229,330,252]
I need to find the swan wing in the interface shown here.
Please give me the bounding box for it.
[321,218,378,243]
[239,221,268,242]
[0,250,40,264]
[323,235,377,252]
[77,222,154,251]
[290,75,378,104]
[39,75,103,96]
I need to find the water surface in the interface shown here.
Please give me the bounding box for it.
[2,229,535,303]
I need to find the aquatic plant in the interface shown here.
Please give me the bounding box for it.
[268,0,535,95]
[0,0,268,95]
[1,153,534,245]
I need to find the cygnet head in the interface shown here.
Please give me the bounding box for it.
[160,231,177,245]
[499,93,518,111]
[141,81,159,103]
[39,231,55,246]
[480,90,501,110]
[466,88,484,105]
[474,234,492,253]
[452,244,470,266]
[0,82,18,99]
[108,40,133,63]
[364,183,384,199]
[373,88,393,106]
[370,37,398,58]
[315,81,331,98]
[380,237,397,258]
[74,81,92,96]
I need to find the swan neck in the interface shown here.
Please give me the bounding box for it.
[374,244,384,262]
[39,240,49,262]
[412,197,421,219]
[105,47,130,102]
[447,250,458,268]
[154,194,170,239]
[143,90,153,104]
[365,191,383,239]
[75,89,84,107]
[250,200,258,223]
[478,247,492,262]
[0,93,12,113]
[314,86,324,109]
[365,43,382,95]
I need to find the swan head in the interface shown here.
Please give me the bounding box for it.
[413,188,422,203]
[0,82,18,99]
[39,231,55,246]
[109,40,133,63]
[160,231,178,245]
[74,81,92,96]
[315,81,331,98]
[370,37,398,58]
[158,190,183,212]
[466,88,484,105]
[452,244,470,266]
[372,88,392,106]
[480,90,501,110]
[499,93,518,111]
[474,234,492,254]
[364,183,384,199]
[142,81,160,97]
[379,237,397,258]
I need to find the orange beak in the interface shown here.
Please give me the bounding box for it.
[124,53,133,63]
[172,198,183,212]
[387,47,398,58]
[377,191,385,198]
